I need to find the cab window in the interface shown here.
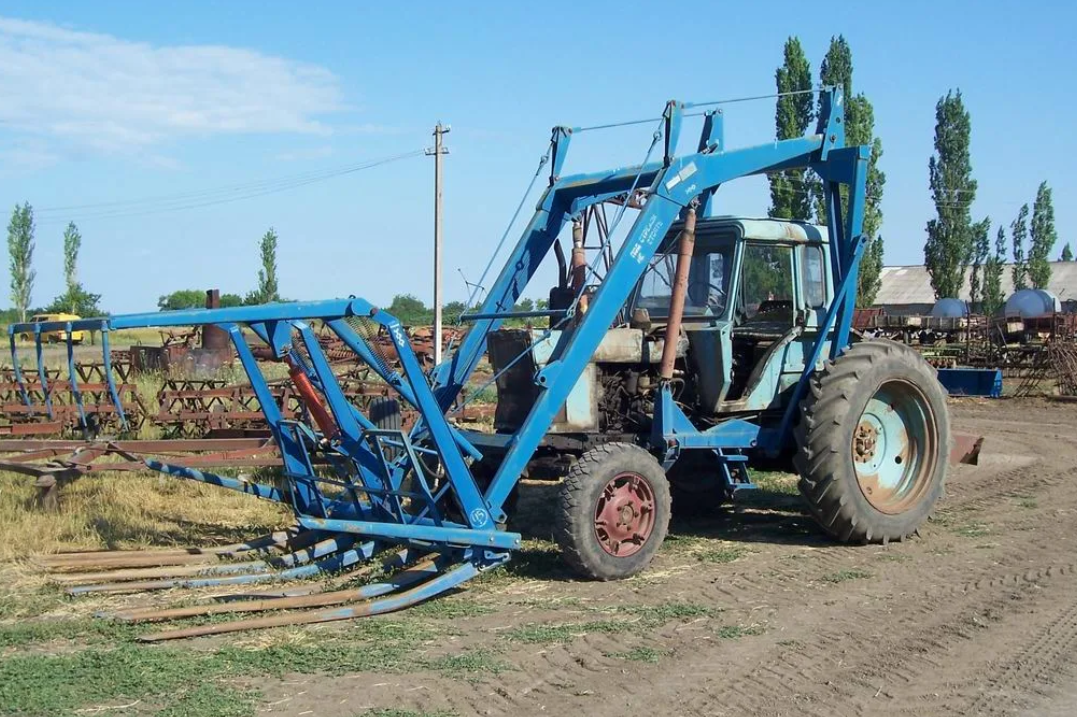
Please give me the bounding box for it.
[803,245,826,308]
[635,244,733,317]
[739,244,794,320]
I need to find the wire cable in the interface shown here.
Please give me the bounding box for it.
[36,150,426,224]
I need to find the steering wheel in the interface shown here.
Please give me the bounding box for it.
[686,281,726,310]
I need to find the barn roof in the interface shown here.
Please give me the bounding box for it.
[876,262,1077,305]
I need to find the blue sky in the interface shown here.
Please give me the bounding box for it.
[0,1,1072,313]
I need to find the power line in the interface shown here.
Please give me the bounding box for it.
[35,149,426,225]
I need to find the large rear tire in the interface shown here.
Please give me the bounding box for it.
[555,443,671,580]
[794,340,949,543]
[369,397,402,459]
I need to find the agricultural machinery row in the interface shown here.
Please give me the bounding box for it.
[0,87,970,638]
[854,303,1077,398]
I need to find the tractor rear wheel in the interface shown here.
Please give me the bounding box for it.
[555,443,671,580]
[368,397,402,432]
[794,339,949,543]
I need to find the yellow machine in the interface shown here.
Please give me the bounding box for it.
[19,313,87,344]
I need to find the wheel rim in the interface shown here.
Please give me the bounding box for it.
[594,471,656,557]
[852,379,939,514]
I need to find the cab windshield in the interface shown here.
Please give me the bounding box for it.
[634,243,734,318]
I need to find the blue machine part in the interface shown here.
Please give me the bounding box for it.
[1004,289,1061,318]
[931,298,968,318]
[9,86,870,634]
[936,368,1003,398]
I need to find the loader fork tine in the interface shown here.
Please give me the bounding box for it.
[136,556,491,642]
[110,555,441,624]
[208,547,415,602]
[36,529,304,571]
[66,536,376,595]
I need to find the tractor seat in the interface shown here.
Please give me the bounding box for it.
[732,299,793,341]
[732,320,790,341]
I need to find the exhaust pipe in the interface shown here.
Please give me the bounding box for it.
[570,218,589,316]
[660,205,697,380]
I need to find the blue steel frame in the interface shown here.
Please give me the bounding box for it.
[8,87,868,582]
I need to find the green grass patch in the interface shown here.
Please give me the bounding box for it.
[155,683,258,717]
[408,598,494,619]
[876,552,911,563]
[0,589,67,621]
[474,540,568,584]
[716,624,766,639]
[505,602,717,645]
[1016,497,1038,509]
[605,646,669,663]
[0,627,439,716]
[821,568,872,583]
[695,547,748,564]
[422,650,510,676]
[618,602,718,622]
[0,617,140,649]
[750,471,799,495]
[953,522,990,538]
[353,706,454,710]
[505,619,635,644]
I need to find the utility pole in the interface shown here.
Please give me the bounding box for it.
[426,123,450,365]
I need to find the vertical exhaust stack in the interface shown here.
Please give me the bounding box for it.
[659,206,697,381]
[202,289,229,351]
[570,218,589,317]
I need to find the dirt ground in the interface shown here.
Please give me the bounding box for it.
[4,397,1077,716]
[257,398,1077,717]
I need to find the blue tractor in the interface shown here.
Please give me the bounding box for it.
[476,213,947,580]
[9,86,950,636]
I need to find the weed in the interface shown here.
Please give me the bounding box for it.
[620,602,718,623]
[696,547,748,564]
[0,617,140,649]
[1017,497,1038,509]
[605,646,669,663]
[408,598,494,619]
[877,552,911,563]
[717,624,766,639]
[353,706,454,710]
[953,523,990,539]
[156,684,258,717]
[750,471,799,495]
[422,650,510,676]
[474,540,568,584]
[506,619,634,644]
[822,568,872,583]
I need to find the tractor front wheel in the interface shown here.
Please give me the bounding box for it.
[795,340,949,543]
[555,443,671,580]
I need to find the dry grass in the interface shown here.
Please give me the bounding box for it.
[0,470,290,562]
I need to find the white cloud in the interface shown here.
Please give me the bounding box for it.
[0,137,61,171]
[0,16,346,155]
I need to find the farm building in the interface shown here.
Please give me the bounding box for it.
[876,262,1077,315]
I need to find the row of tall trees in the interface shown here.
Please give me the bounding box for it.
[157,227,283,310]
[769,35,886,307]
[770,39,1063,312]
[6,200,285,318]
[6,203,102,322]
[923,92,1060,310]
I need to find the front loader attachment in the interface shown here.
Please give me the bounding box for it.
[10,300,516,638]
[7,84,873,634]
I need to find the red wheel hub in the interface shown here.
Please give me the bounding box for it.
[594,472,656,557]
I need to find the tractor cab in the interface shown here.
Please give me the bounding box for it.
[626,217,834,411]
[487,216,836,439]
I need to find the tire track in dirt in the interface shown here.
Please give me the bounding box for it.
[961,586,1077,716]
[620,448,1077,717]
[282,403,1077,717]
[506,417,1077,716]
